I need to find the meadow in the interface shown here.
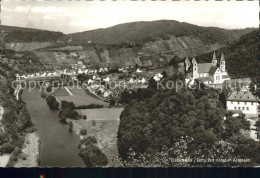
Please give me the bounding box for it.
[57,87,109,107]
[71,108,124,165]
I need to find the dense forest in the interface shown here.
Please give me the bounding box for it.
[198,29,260,80]
[117,74,260,166]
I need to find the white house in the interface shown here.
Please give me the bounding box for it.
[129,78,135,83]
[136,68,143,73]
[103,77,110,82]
[87,79,93,84]
[141,78,147,84]
[226,90,259,117]
[153,73,163,82]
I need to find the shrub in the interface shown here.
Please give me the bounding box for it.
[80,129,87,135]
[68,121,73,132]
[46,95,59,110]
[79,144,108,167]
[78,136,108,167]
[0,143,15,154]
[80,136,97,146]
[46,86,52,92]
[75,104,104,109]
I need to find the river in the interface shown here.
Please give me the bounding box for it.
[21,89,85,167]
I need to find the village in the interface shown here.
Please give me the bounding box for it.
[15,50,260,116]
[9,49,260,167]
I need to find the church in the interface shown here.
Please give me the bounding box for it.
[185,51,231,85]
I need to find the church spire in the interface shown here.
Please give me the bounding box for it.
[212,51,217,66]
[220,52,226,72]
[213,50,217,60]
[221,52,225,61]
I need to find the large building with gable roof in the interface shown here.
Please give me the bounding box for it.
[226,90,259,117]
[185,51,230,85]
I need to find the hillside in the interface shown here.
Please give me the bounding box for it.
[0,49,41,166]
[0,25,43,33]
[0,25,64,42]
[65,20,255,45]
[0,25,65,51]
[197,29,260,79]
[117,75,260,166]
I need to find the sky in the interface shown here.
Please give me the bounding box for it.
[0,0,258,34]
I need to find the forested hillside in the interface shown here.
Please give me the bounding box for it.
[0,49,41,166]
[198,29,260,79]
[66,20,255,44]
[117,74,260,166]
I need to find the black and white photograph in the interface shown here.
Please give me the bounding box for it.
[0,0,259,168]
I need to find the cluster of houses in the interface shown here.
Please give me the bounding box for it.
[184,51,259,118]
[15,61,159,101]
[83,70,151,99]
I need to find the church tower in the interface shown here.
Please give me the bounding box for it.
[185,57,190,72]
[192,57,198,78]
[212,51,217,66]
[220,52,226,72]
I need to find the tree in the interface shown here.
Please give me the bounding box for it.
[46,86,52,92]
[78,136,108,167]
[83,115,87,120]
[80,129,87,135]
[255,120,260,130]
[110,97,116,106]
[249,82,256,93]
[68,121,73,132]
[46,95,60,110]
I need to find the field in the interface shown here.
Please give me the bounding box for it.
[70,108,124,165]
[57,87,109,107]
[53,87,70,96]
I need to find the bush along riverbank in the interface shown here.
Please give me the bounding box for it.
[78,136,108,167]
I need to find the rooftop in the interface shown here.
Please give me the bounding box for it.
[197,63,214,74]
[227,90,258,102]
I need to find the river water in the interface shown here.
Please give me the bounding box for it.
[21,89,85,167]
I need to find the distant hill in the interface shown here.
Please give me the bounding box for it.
[0,25,65,51]
[197,29,260,79]
[1,22,257,64]
[0,25,65,43]
[0,25,43,32]
[65,20,256,45]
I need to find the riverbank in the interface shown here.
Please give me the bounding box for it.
[0,155,10,167]
[14,132,40,167]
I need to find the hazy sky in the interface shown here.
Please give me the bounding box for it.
[1,0,258,34]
